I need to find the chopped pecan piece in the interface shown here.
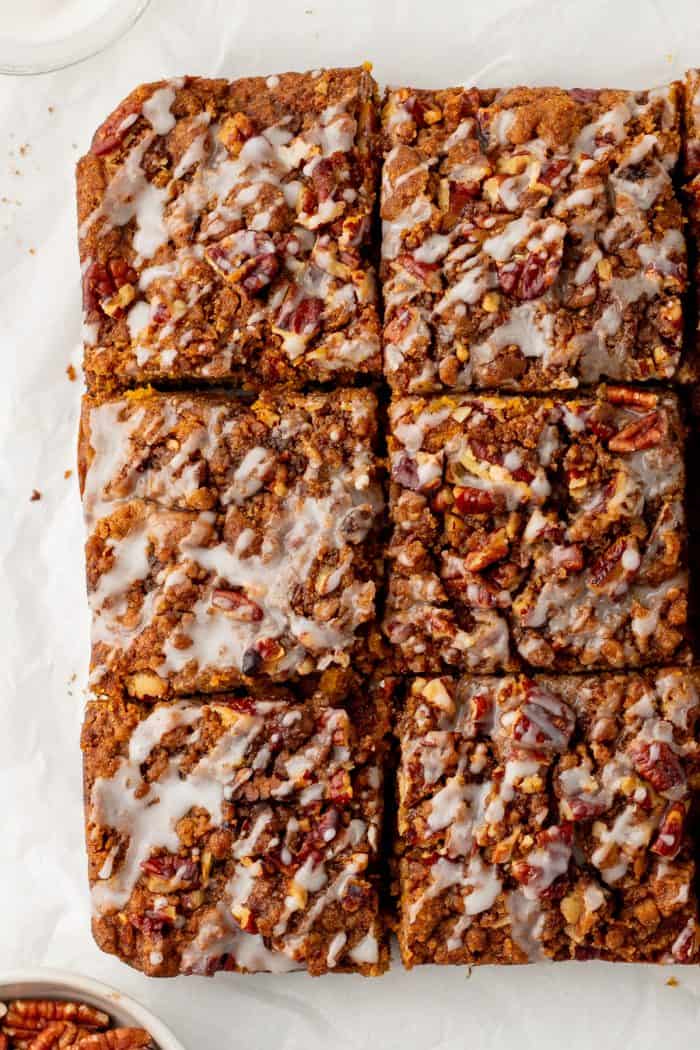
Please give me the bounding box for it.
[453,486,495,515]
[211,588,263,621]
[651,801,686,859]
[464,530,509,571]
[218,112,256,155]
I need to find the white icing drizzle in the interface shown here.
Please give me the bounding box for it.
[180,903,302,974]
[507,890,546,961]
[409,854,502,926]
[348,929,379,964]
[142,85,179,135]
[90,701,219,912]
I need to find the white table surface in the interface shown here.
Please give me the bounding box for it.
[2,0,700,1046]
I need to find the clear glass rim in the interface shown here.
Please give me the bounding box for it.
[0,0,152,76]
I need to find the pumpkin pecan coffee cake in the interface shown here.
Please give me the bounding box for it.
[384,386,688,673]
[75,66,700,978]
[79,386,383,699]
[82,676,391,976]
[77,67,381,394]
[395,671,700,966]
[380,83,690,394]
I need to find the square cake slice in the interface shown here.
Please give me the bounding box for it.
[380,83,690,394]
[79,388,383,698]
[384,387,688,673]
[82,677,390,976]
[395,671,700,967]
[77,67,381,393]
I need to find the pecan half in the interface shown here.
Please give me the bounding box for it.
[495,219,565,300]
[141,854,199,881]
[605,386,658,409]
[512,683,575,752]
[671,919,696,962]
[5,1004,108,1033]
[82,259,137,318]
[443,180,481,225]
[588,537,638,591]
[399,254,441,287]
[554,544,585,574]
[311,155,348,202]
[91,100,141,156]
[77,1030,153,1050]
[511,824,573,897]
[497,252,556,300]
[630,741,685,794]
[141,853,200,892]
[241,254,279,295]
[282,296,324,338]
[27,1022,83,1049]
[204,234,279,294]
[608,411,665,453]
[569,88,600,103]
[562,793,608,822]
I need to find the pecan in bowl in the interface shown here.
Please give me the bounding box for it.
[0,974,185,1050]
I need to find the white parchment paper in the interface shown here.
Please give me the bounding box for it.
[2,0,700,1045]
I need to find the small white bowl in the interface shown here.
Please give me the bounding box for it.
[0,969,186,1050]
[0,0,151,76]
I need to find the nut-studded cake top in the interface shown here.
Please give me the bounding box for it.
[381,83,689,393]
[80,388,383,698]
[385,387,687,672]
[396,671,700,965]
[77,68,381,393]
[83,681,389,976]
